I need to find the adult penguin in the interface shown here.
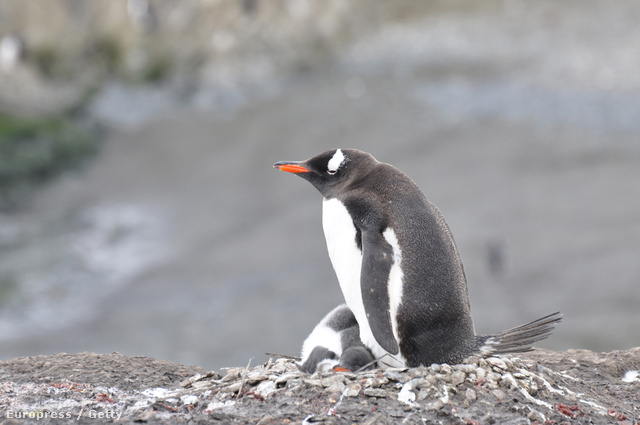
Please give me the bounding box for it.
[275,149,560,368]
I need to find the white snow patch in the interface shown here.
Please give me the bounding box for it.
[398,380,418,406]
[141,387,172,399]
[622,370,639,383]
[205,400,236,410]
[180,394,199,405]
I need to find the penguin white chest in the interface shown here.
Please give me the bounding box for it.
[322,198,406,368]
[322,198,364,317]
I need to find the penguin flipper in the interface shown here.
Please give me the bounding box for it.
[360,229,400,355]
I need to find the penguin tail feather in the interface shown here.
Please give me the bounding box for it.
[479,312,562,356]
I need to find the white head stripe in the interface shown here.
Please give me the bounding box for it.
[328,149,345,172]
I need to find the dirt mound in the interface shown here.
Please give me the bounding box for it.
[1,348,638,424]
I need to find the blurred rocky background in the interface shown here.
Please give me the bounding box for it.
[0,0,638,371]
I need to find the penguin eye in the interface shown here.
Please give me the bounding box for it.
[327,169,338,175]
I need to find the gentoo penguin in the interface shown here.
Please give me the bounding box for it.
[274,149,561,367]
[298,304,375,373]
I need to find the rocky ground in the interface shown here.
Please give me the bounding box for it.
[1,349,638,424]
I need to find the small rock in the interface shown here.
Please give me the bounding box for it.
[274,372,298,386]
[465,357,480,366]
[220,371,240,382]
[417,388,431,401]
[487,357,507,370]
[321,374,345,387]
[527,408,545,423]
[487,372,502,383]
[440,364,453,374]
[324,382,345,394]
[254,380,277,398]
[480,412,496,424]
[465,388,477,402]
[256,415,277,425]
[363,388,387,398]
[451,371,466,386]
[425,374,438,386]
[430,364,441,373]
[246,372,269,385]
[492,389,506,402]
[364,377,389,388]
[524,379,539,396]
[500,373,518,389]
[454,364,476,374]
[475,367,487,380]
[345,383,362,397]
[383,371,406,382]
[192,380,212,390]
[425,399,444,410]
[340,372,357,380]
[363,414,389,425]
[180,373,205,387]
[227,381,243,393]
[303,378,323,388]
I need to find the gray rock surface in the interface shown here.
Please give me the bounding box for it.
[1,349,639,424]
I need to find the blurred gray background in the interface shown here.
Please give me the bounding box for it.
[0,0,638,371]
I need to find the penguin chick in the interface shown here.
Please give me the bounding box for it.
[275,149,561,367]
[298,304,375,373]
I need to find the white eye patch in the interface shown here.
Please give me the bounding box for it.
[327,149,346,174]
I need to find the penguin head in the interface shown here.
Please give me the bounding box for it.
[274,149,375,198]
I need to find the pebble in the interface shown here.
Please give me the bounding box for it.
[254,380,278,398]
[486,357,507,370]
[220,370,242,382]
[465,388,477,402]
[465,357,480,366]
[227,381,243,393]
[424,374,438,386]
[440,364,453,374]
[430,364,441,373]
[275,372,299,386]
[475,367,487,380]
[384,371,406,382]
[324,382,345,394]
[454,364,476,374]
[364,377,389,388]
[363,388,387,398]
[345,383,362,397]
[192,380,213,390]
[246,372,269,385]
[451,371,466,386]
[303,378,323,388]
[321,375,346,388]
[527,408,545,423]
[180,373,205,387]
[425,399,444,411]
[487,372,502,383]
[500,373,518,389]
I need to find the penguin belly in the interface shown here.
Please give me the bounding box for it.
[322,198,406,367]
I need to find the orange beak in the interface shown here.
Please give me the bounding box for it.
[273,161,309,174]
